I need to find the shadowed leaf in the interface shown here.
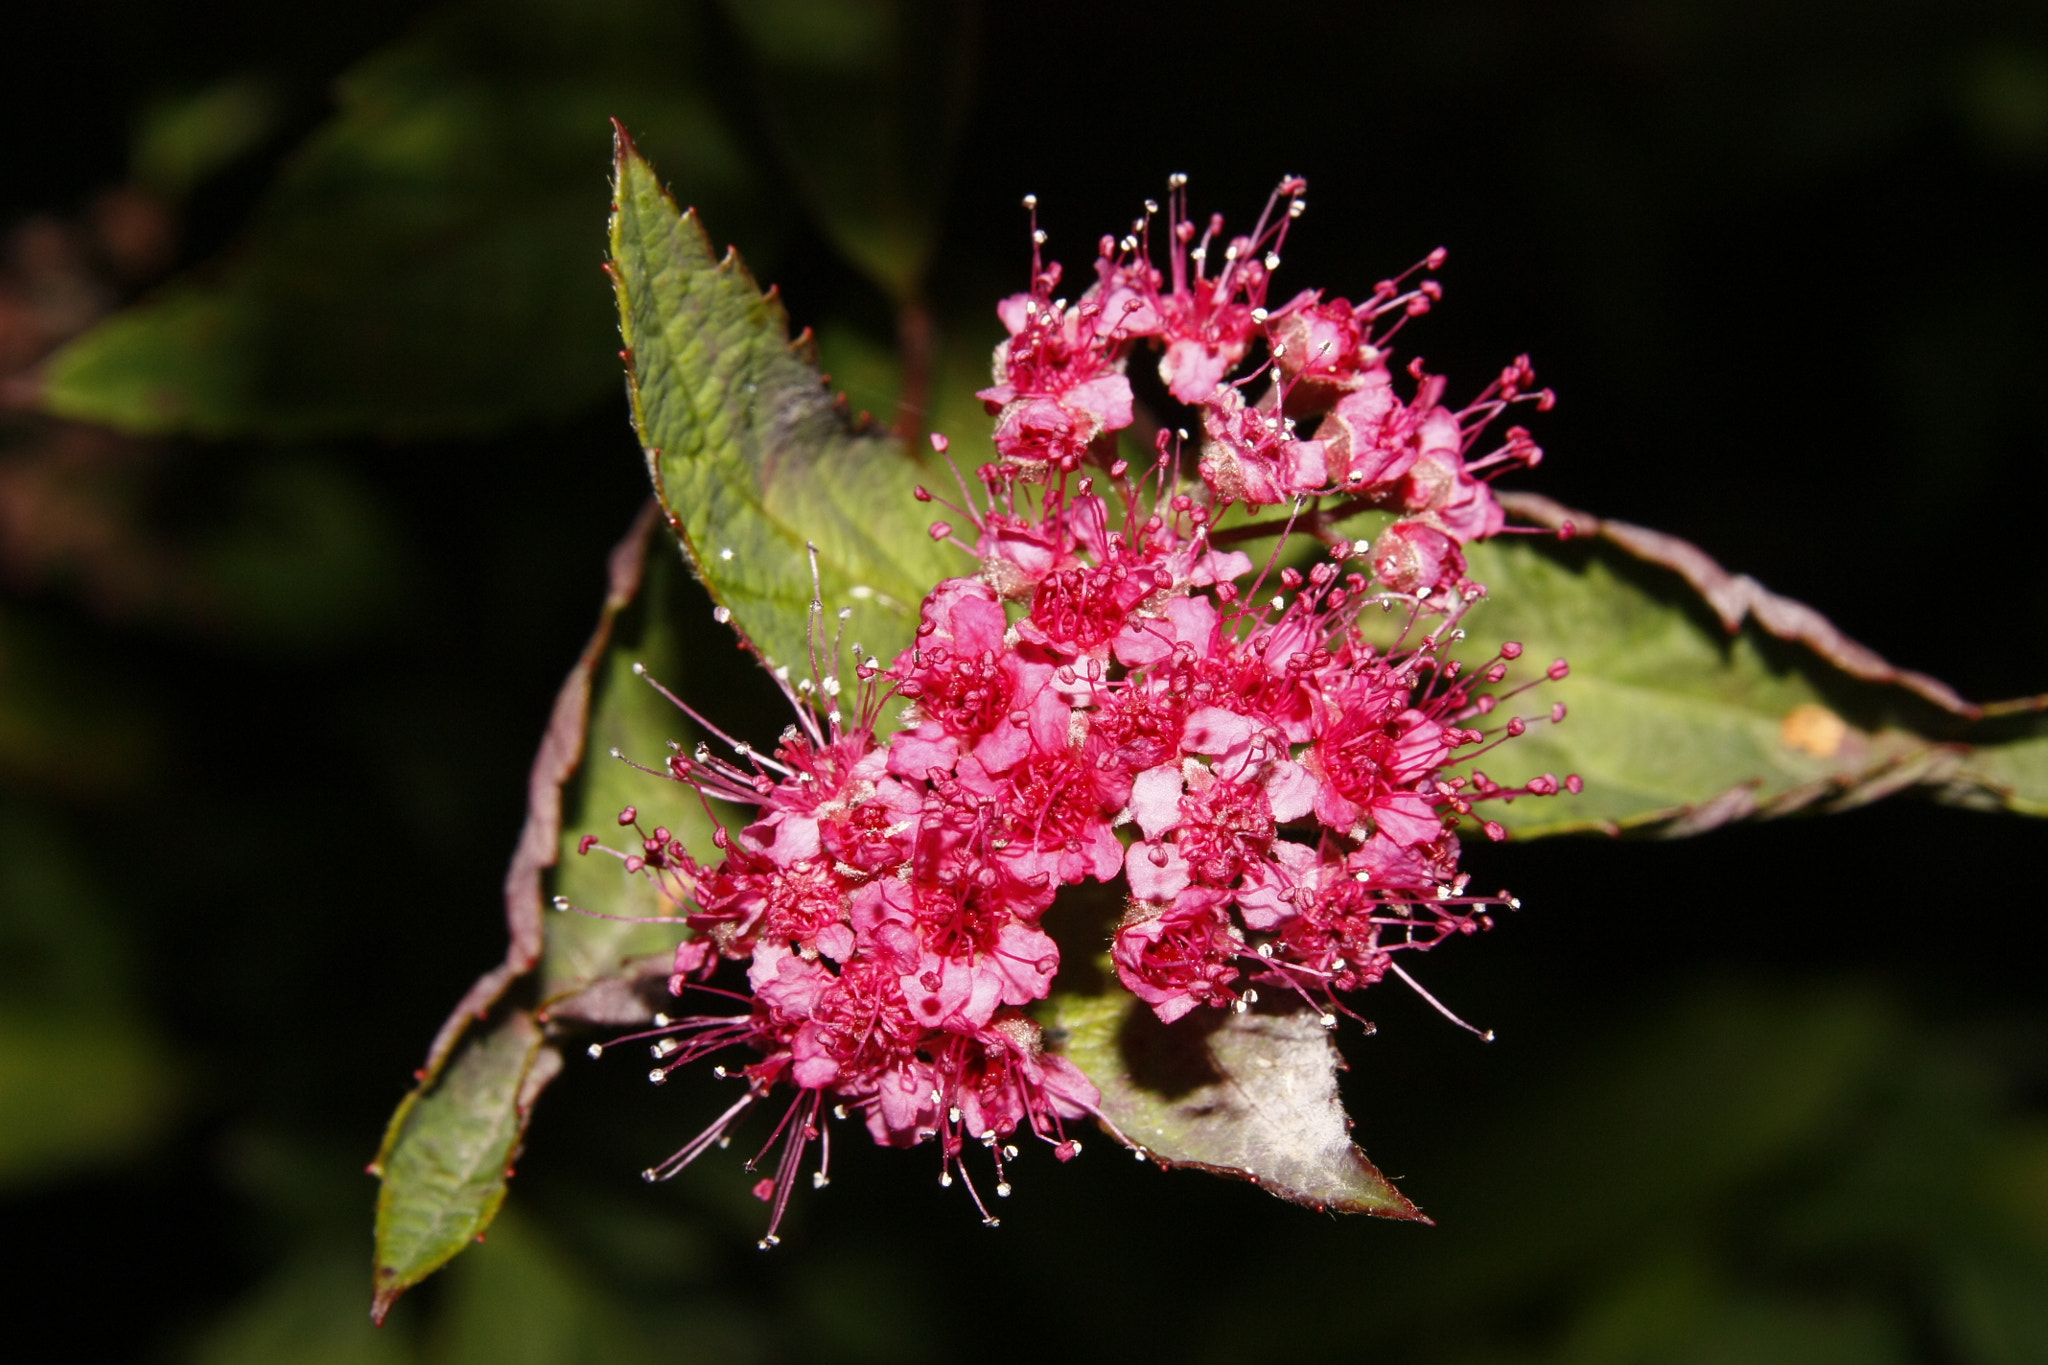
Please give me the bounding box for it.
[609,135,957,672]
[1045,989,1426,1220]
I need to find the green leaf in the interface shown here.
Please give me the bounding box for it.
[1044,987,1427,1220]
[41,0,776,439]
[1420,495,2048,837]
[609,137,957,671]
[372,1009,554,1325]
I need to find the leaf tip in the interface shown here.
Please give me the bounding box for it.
[608,116,639,168]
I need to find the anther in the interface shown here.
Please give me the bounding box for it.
[713,605,731,623]
[587,1043,604,1059]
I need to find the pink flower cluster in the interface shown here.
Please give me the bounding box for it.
[574,176,1570,1242]
[976,176,1550,599]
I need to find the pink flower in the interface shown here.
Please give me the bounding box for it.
[1113,887,1242,1023]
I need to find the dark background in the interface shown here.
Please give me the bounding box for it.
[2,2,2045,1361]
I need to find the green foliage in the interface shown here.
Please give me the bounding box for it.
[0,808,181,1189]
[609,142,955,671]
[41,0,776,439]
[12,2,2046,1357]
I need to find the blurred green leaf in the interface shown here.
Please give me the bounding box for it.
[193,1248,420,1365]
[0,1015,183,1190]
[610,139,954,671]
[428,1208,659,1365]
[718,0,977,304]
[372,1009,552,1324]
[133,76,283,199]
[42,0,775,439]
[1416,507,2048,837]
[1045,988,1425,1219]
[196,456,408,653]
[0,808,182,1188]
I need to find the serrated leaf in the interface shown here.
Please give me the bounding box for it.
[41,0,774,439]
[609,135,957,673]
[372,1009,554,1324]
[1412,496,2048,838]
[1044,988,1426,1220]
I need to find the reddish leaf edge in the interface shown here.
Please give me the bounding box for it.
[1498,491,2046,721]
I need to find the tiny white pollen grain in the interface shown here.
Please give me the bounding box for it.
[719,546,733,561]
